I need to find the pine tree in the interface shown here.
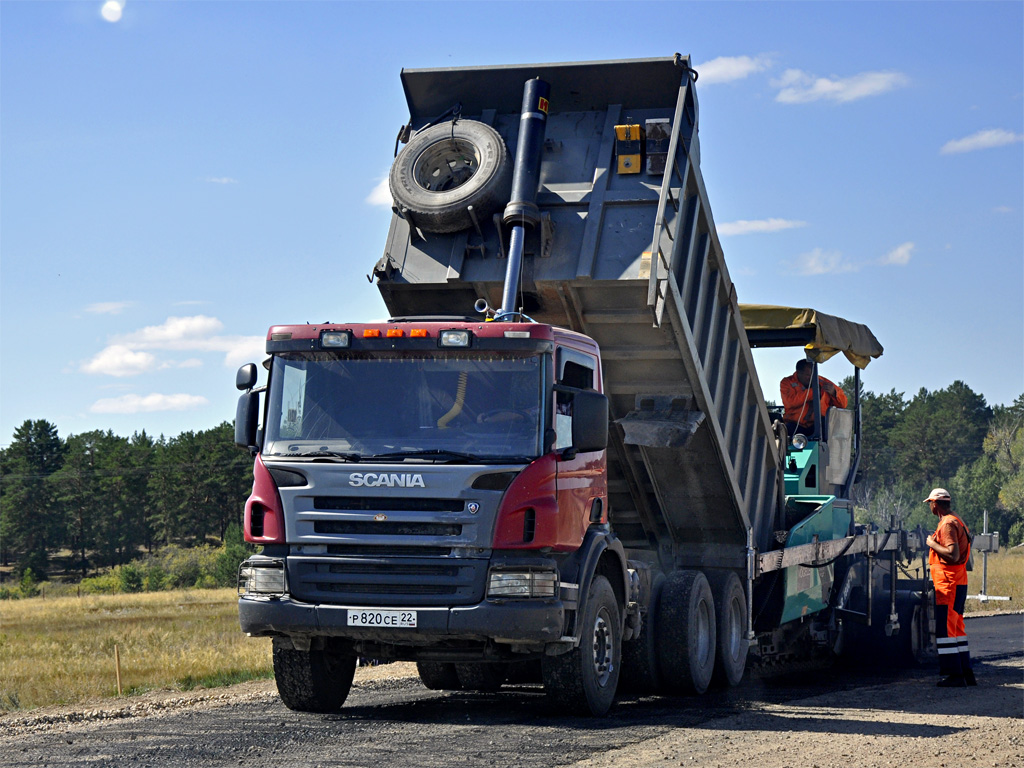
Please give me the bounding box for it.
[0,420,66,577]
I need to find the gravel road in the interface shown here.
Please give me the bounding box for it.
[3,614,1021,768]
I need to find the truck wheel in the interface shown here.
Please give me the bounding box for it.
[895,591,934,667]
[657,570,716,695]
[272,638,356,713]
[454,662,509,691]
[619,573,664,695]
[417,661,463,691]
[389,120,511,234]
[708,571,748,687]
[542,575,622,716]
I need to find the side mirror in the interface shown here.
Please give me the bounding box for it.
[236,363,258,391]
[571,390,609,453]
[235,391,260,449]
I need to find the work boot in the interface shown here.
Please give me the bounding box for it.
[963,669,977,686]
[937,674,967,687]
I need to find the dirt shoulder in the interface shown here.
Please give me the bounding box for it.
[0,662,420,738]
[569,656,1024,768]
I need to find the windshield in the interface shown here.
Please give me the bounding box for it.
[263,351,545,461]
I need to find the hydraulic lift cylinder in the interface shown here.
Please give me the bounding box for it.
[497,77,550,320]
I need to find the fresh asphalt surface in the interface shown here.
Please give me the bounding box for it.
[2,613,1021,768]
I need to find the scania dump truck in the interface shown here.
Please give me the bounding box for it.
[233,56,997,716]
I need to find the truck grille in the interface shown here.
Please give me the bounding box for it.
[314,496,464,512]
[313,521,462,536]
[326,544,452,557]
[288,556,486,606]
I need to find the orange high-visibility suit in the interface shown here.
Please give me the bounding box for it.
[780,373,848,430]
[929,513,972,677]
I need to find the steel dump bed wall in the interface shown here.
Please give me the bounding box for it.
[375,56,781,565]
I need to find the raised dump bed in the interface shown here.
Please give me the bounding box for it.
[374,56,782,568]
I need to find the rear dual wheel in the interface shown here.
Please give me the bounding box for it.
[416,661,462,691]
[657,570,717,694]
[619,574,665,694]
[708,571,748,687]
[417,661,511,691]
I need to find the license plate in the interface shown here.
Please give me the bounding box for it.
[347,609,417,628]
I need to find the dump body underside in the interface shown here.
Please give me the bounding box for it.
[375,57,782,566]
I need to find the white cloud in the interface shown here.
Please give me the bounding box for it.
[90,393,209,414]
[221,336,267,367]
[880,242,914,266]
[790,248,858,275]
[772,69,909,104]
[116,315,224,348]
[940,129,1024,155]
[83,315,264,375]
[86,301,133,315]
[82,345,157,377]
[994,206,1013,214]
[177,358,203,369]
[367,177,392,207]
[696,55,772,85]
[207,177,238,184]
[718,218,807,236]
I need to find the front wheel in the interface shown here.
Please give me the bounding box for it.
[542,575,622,716]
[272,638,356,713]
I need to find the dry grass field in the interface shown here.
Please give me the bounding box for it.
[0,550,1018,713]
[965,547,1021,612]
[0,588,271,712]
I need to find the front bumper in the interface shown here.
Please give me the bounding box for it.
[238,594,564,645]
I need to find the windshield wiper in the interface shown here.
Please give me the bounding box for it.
[370,449,482,463]
[284,450,362,462]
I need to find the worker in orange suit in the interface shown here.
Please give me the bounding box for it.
[780,359,848,437]
[924,487,976,687]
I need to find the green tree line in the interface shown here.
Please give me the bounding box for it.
[1,380,1022,583]
[848,380,1024,544]
[0,421,252,581]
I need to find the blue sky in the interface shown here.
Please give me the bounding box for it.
[2,1,1022,446]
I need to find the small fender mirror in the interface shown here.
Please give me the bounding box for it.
[236,363,258,391]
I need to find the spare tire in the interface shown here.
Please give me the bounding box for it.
[389,120,511,233]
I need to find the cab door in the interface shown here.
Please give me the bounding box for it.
[552,347,608,547]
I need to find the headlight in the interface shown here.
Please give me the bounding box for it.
[238,558,287,596]
[791,434,809,450]
[487,569,557,599]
